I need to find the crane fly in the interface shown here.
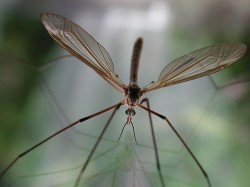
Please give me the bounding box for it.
[0,12,247,187]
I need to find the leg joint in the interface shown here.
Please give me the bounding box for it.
[158,113,166,120]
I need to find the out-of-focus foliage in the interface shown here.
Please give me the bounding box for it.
[0,1,250,187]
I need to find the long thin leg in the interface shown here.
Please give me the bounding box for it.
[74,103,122,187]
[117,122,139,144]
[139,99,212,187]
[131,122,139,145]
[208,74,250,90]
[140,98,165,187]
[117,122,127,142]
[0,100,124,180]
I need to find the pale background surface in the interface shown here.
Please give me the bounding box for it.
[0,0,250,187]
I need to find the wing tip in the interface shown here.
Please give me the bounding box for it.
[40,12,51,22]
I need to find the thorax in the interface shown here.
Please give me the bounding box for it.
[125,84,143,107]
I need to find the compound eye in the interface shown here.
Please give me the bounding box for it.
[131,110,136,116]
[125,109,136,116]
[125,109,129,115]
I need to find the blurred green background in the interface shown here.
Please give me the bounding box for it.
[0,0,249,187]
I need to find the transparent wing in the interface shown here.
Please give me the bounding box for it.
[143,43,247,93]
[40,13,126,94]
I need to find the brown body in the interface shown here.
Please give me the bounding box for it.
[0,13,246,187]
[125,38,143,122]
